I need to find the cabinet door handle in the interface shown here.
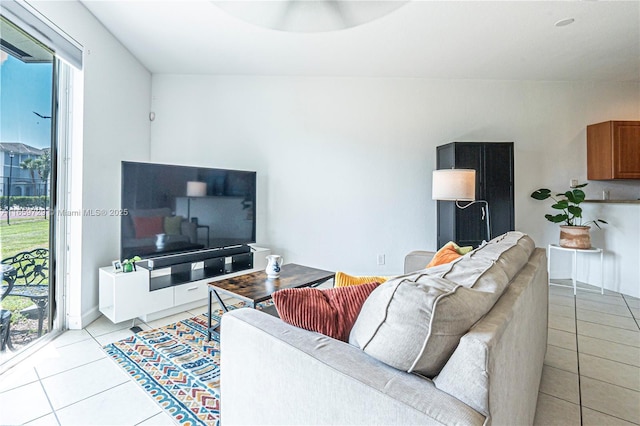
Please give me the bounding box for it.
[187,286,199,291]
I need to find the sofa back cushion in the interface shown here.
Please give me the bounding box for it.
[349,231,535,377]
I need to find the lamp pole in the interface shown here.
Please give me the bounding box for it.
[7,151,15,225]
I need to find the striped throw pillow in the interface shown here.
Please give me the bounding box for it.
[272,281,380,342]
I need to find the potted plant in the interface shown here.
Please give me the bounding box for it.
[530,183,606,249]
[121,256,142,273]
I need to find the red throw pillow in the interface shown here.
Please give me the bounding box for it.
[132,216,164,239]
[272,281,380,342]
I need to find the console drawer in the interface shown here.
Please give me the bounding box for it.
[174,281,208,306]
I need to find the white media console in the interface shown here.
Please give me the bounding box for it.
[99,246,270,323]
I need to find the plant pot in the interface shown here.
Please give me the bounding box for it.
[559,225,591,249]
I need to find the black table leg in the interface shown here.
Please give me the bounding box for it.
[207,288,230,341]
[207,289,212,341]
[212,289,229,313]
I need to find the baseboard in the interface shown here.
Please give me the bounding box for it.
[68,305,101,330]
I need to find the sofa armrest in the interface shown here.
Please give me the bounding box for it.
[404,250,436,274]
[220,309,485,425]
[180,220,197,243]
[433,248,548,425]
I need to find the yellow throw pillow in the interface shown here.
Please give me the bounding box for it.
[426,242,463,268]
[334,272,389,288]
[453,242,473,255]
[164,215,183,236]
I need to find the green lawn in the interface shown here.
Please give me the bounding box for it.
[0,217,49,260]
[0,217,49,320]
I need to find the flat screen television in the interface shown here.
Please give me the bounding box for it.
[121,161,256,260]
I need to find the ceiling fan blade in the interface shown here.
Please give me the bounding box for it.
[212,0,408,33]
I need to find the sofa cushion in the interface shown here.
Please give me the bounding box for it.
[334,272,388,288]
[132,216,164,239]
[273,282,380,342]
[349,231,535,377]
[164,216,183,236]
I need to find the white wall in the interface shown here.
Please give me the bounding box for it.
[29,1,152,327]
[150,76,639,296]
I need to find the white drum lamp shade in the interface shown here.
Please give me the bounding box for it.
[186,181,207,197]
[432,169,476,201]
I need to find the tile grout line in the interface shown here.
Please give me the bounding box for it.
[47,381,133,413]
[134,412,164,426]
[574,349,640,369]
[579,372,640,394]
[38,356,108,381]
[34,367,62,426]
[575,306,638,319]
[582,407,640,426]
[573,293,584,426]
[621,295,640,332]
[573,316,640,333]
[538,388,581,407]
[553,302,638,320]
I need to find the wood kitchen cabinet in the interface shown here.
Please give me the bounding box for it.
[587,121,640,180]
[436,142,514,248]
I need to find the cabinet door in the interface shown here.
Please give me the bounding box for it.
[484,143,515,238]
[436,144,456,248]
[613,122,640,178]
[454,144,485,247]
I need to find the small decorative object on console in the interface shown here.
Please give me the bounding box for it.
[265,254,283,278]
[121,255,141,273]
[155,233,166,250]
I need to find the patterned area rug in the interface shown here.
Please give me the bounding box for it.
[103,301,271,426]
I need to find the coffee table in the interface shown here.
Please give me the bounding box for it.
[206,263,334,340]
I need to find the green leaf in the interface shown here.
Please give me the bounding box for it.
[551,201,568,210]
[531,189,551,200]
[573,183,588,189]
[567,205,582,217]
[545,213,568,223]
[572,189,585,203]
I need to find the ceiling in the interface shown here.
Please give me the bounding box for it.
[80,0,640,82]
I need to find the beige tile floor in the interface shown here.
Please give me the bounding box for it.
[534,281,640,426]
[1,282,639,425]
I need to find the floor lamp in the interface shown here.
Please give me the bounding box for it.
[432,169,491,243]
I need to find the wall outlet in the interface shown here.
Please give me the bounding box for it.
[570,179,578,188]
[377,254,385,266]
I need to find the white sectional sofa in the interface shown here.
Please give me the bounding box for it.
[220,232,548,425]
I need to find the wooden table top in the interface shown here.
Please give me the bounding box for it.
[207,263,335,304]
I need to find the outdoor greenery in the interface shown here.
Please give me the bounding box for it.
[0,196,48,209]
[2,296,31,324]
[19,151,50,196]
[1,218,49,325]
[0,217,49,259]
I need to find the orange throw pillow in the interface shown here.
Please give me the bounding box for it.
[426,243,463,268]
[272,281,380,342]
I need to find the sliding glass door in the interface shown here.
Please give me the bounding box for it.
[0,15,55,361]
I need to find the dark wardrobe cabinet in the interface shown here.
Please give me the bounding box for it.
[436,142,514,248]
